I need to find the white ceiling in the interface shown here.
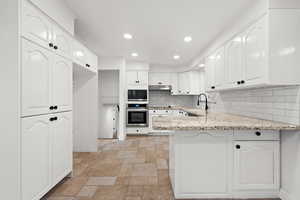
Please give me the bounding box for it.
[64,0,258,67]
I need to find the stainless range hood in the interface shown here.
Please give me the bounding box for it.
[149,85,172,91]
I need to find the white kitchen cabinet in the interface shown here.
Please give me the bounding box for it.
[86,49,98,72]
[52,54,73,113]
[22,112,73,200]
[149,72,171,85]
[72,40,88,66]
[233,141,280,190]
[171,132,232,199]
[178,71,202,95]
[225,35,244,87]
[214,47,226,88]
[52,112,73,185]
[178,72,190,95]
[22,1,53,50]
[170,73,179,95]
[52,25,72,59]
[244,16,267,85]
[22,39,52,117]
[205,47,225,91]
[22,115,52,200]
[206,10,300,92]
[22,39,72,117]
[205,55,215,91]
[126,70,148,89]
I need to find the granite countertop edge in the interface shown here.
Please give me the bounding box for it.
[151,106,300,131]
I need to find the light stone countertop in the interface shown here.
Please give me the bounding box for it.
[152,107,300,131]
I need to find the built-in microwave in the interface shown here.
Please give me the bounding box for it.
[127,104,149,127]
[128,89,148,102]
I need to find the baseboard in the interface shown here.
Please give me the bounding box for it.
[279,189,295,200]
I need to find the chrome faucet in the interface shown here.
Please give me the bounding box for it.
[197,93,208,111]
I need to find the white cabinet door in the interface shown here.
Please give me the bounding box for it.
[149,72,171,85]
[214,47,225,88]
[170,73,179,95]
[52,112,73,185]
[51,54,72,112]
[176,133,230,195]
[22,1,53,50]
[244,16,267,84]
[205,55,215,91]
[86,50,98,73]
[137,71,149,87]
[226,35,244,86]
[178,73,186,94]
[53,26,72,59]
[22,39,52,117]
[22,115,51,200]
[127,71,138,87]
[72,40,88,67]
[233,141,280,190]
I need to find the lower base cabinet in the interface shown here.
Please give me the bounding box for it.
[22,112,72,200]
[170,130,280,199]
[233,141,280,191]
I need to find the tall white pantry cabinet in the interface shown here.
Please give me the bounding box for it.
[1,0,97,200]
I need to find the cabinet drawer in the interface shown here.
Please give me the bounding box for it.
[233,130,280,141]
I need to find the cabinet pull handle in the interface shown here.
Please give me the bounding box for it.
[241,80,245,84]
[49,43,54,48]
[54,45,58,50]
[255,131,261,136]
[53,106,58,110]
[211,86,215,89]
[237,81,241,85]
[50,117,58,121]
[236,144,241,149]
[49,106,54,110]
[86,64,90,68]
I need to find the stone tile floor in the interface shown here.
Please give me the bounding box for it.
[43,136,172,200]
[42,135,280,200]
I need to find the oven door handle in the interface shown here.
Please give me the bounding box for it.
[127,109,149,112]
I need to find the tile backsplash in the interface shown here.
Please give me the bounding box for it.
[206,86,300,125]
[149,91,195,107]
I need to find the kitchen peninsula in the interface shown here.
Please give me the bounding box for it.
[152,108,300,199]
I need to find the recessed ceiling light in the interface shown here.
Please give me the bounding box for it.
[123,33,133,40]
[173,55,180,60]
[198,64,205,68]
[184,36,192,43]
[131,52,138,57]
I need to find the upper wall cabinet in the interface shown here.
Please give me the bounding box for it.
[225,34,244,88]
[52,25,73,59]
[22,1,53,50]
[177,71,203,95]
[205,47,225,91]
[243,16,267,85]
[127,70,149,89]
[149,72,171,85]
[23,0,98,74]
[205,10,300,92]
[72,40,98,73]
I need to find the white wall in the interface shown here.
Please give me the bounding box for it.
[73,68,98,152]
[0,0,20,199]
[28,0,75,34]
